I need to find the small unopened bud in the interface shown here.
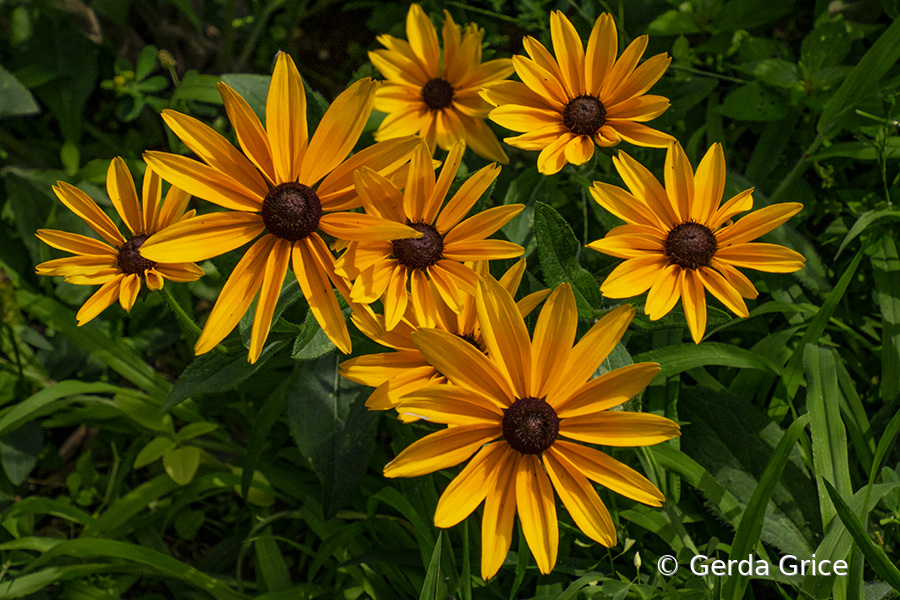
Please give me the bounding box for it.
[634,552,642,569]
[158,50,177,69]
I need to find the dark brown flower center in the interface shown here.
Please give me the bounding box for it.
[117,235,155,274]
[563,95,607,136]
[665,222,718,269]
[502,396,559,455]
[422,78,454,110]
[261,182,322,241]
[392,222,443,270]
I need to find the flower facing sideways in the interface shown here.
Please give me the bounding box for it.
[481,11,672,175]
[334,140,524,331]
[384,278,680,578]
[138,52,421,363]
[587,141,805,343]
[36,158,203,325]
[370,3,513,162]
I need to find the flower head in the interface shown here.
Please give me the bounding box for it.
[339,259,548,414]
[36,158,202,325]
[369,4,514,162]
[334,141,524,331]
[481,12,672,175]
[138,53,420,362]
[384,278,679,578]
[587,141,805,343]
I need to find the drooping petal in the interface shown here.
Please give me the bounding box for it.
[434,443,507,528]
[697,266,748,318]
[106,157,143,235]
[681,268,707,343]
[409,268,438,329]
[383,424,502,478]
[139,212,265,263]
[564,134,595,165]
[248,238,291,363]
[117,273,142,311]
[294,234,352,354]
[502,123,571,151]
[76,274,125,325]
[155,262,205,282]
[559,412,681,446]
[645,263,682,320]
[480,448,518,579]
[543,448,616,546]
[267,52,308,183]
[383,264,409,331]
[554,439,665,506]
[600,255,669,298]
[52,182,125,246]
[459,115,509,164]
[353,167,405,222]
[536,133,573,176]
[350,260,395,303]
[442,239,524,261]
[555,362,661,418]
[516,454,559,575]
[35,229,117,257]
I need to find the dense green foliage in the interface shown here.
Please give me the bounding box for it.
[1,0,900,598]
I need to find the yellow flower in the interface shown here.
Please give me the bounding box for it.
[587,141,805,343]
[384,278,679,579]
[369,3,513,162]
[35,157,203,325]
[138,53,421,363]
[481,11,672,175]
[334,140,524,331]
[340,259,549,414]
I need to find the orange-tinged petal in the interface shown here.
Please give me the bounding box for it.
[76,274,124,325]
[427,141,464,223]
[521,36,565,98]
[353,167,405,222]
[715,243,806,273]
[318,212,421,242]
[406,3,440,76]
[383,264,409,331]
[476,277,532,397]
[531,284,577,399]
[600,35,648,100]
[52,182,124,246]
[161,109,268,197]
[681,268,707,343]
[645,263,682,320]
[502,123,570,151]
[155,262,204,282]
[710,258,758,299]
[715,203,804,246]
[605,53,670,106]
[513,55,569,109]
[435,443,506,528]
[613,151,676,226]
[409,268,438,329]
[710,188,754,229]
[601,255,669,298]
[605,95,670,122]
[543,448,616,546]
[590,181,667,229]
[267,52,307,183]
[36,255,115,277]
[550,11,586,96]
[248,238,291,363]
[144,268,164,290]
[554,439,665,506]
[140,212,265,263]
[143,151,262,211]
[403,142,436,223]
[294,234,352,353]
[555,362,661,418]
[157,186,191,230]
[458,116,509,164]
[36,229,117,257]
[339,350,425,387]
[560,411,681,446]
[585,13,616,97]
[398,385,504,424]
[218,82,277,186]
[565,134,596,166]
[435,163,501,232]
[481,80,552,111]
[366,365,439,411]
[64,269,120,285]
[300,78,376,186]
[481,448,518,579]
[536,132,573,175]
[383,424,502,477]
[697,266,748,318]
[586,232,664,259]
[349,259,395,303]
[141,166,161,232]
[664,141,694,223]
[369,45,430,86]
[195,236,273,354]
[411,328,515,404]
[106,157,142,235]
[606,120,673,148]
[479,104,560,133]
[691,143,726,224]
[443,239,524,261]
[118,273,141,311]
[516,454,558,575]
[432,259,479,295]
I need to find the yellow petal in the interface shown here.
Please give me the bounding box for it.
[586,232,665,259]
[715,203,804,246]
[601,255,669,298]
[353,167,405,222]
[106,157,142,236]
[520,37,565,107]
[590,182,667,230]
[36,229,117,257]
[715,243,806,273]
[564,134,595,165]
[697,266,748,318]
[600,35,648,100]
[366,365,438,411]
[531,284,577,399]
[156,185,191,230]
[516,454,558,575]
[248,238,291,363]
[554,439,665,506]
[481,80,552,110]
[267,53,307,183]
[435,443,506,528]
[339,350,425,387]
[502,123,570,151]
[141,165,162,232]
[435,163,501,232]
[458,115,509,164]
[585,14,617,97]
[536,133,573,176]
[613,151,676,227]
[52,182,124,246]
[560,411,681,446]
[195,236,274,355]
[481,448,518,579]
[383,264,409,331]
[318,212,422,242]
[118,273,142,311]
[605,52,670,106]
[406,3,440,76]
[690,143,726,224]
[605,95,670,122]
[349,260,395,303]
[488,104,561,132]
[555,362,661,418]
[645,263,682,320]
[710,258,758,299]
[681,268,707,343]
[710,188,754,229]
[139,212,265,263]
[294,234,352,353]
[442,239,524,261]
[36,255,115,277]
[398,385,504,424]
[550,11,586,96]
[403,142,436,223]
[143,151,262,211]
[513,55,569,109]
[383,424,502,477]
[76,274,124,325]
[606,120,673,148]
[218,82,277,186]
[155,262,205,282]
[664,141,694,224]
[409,268,438,329]
[543,448,616,546]
[476,276,532,398]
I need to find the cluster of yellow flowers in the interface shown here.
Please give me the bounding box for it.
[35,5,805,579]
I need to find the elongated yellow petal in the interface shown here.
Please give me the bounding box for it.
[339,350,425,386]
[143,151,263,211]
[586,232,665,259]
[267,52,307,183]
[107,157,142,235]
[555,362,660,418]
[590,181,667,230]
[605,53,670,106]
[716,203,804,246]
[476,277,532,398]
[294,234,351,353]
[613,151,677,227]
[710,188,754,229]
[409,268,438,329]
[139,212,265,263]
[513,55,568,109]
[606,95,670,122]
[157,186,192,230]
[52,182,124,246]
[697,266,748,318]
[384,424,502,477]
[481,448,518,579]
[488,104,561,132]
[601,255,669,298]
[606,120,673,148]
[664,141,694,223]
[435,163,501,232]
[458,116,509,164]
[383,264,409,331]
[645,263,682,320]
[248,238,291,363]
[564,134,595,165]
[543,448,616,546]
[516,454,558,575]
[554,439,665,506]
[63,269,121,284]
[36,255,115,277]
[550,11,585,96]
[76,274,124,325]
[560,411,681,446]
[155,262,204,282]
[442,239,524,261]
[403,142,436,223]
[118,273,142,311]
[531,284,577,399]
[689,143,725,225]
[536,132,572,176]
[520,37,565,104]
[710,258,758,299]
[141,166,161,232]
[366,365,439,411]
[36,229,117,257]
[218,82,277,186]
[195,236,274,354]
[318,212,421,242]
[353,167,404,222]
[398,385,503,424]
[435,443,506,528]
[406,3,440,76]
[715,243,806,273]
[585,13,617,97]
[600,34,648,100]
[681,268,707,343]
[481,80,551,110]
[426,140,465,223]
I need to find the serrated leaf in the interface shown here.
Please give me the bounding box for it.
[162,446,200,485]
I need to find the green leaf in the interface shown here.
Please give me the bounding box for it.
[176,422,218,441]
[0,421,43,485]
[872,234,900,402]
[419,532,442,600]
[133,436,177,469]
[291,311,336,360]
[220,73,270,122]
[835,209,900,258]
[242,381,287,500]
[823,480,900,591]
[112,392,174,433]
[285,356,377,517]
[634,342,779,382]
[89,474,179,535]
[170,70,222,105]
[818,17,900,136]
[134,45,159,81]
[162,446,201,485]
[0,380,123,437]
[0,64,39,117]
[255,529,292,593]
[722,413,809,600]
[533,202,602,317]
[717,82,790,122]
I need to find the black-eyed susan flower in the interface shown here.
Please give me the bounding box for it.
[481,11,672,175]
[340,259,548,414]
[369,3,513,162]
[587,141,805,343]
[138,53,421,363]
[36,158,203,325]
[334,141,524,331]
[385,278,679,578]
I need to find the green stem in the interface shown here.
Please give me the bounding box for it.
[669,64,751,84]
[158,286,204,345]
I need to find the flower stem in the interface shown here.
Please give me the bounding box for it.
[159,286,202,343]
